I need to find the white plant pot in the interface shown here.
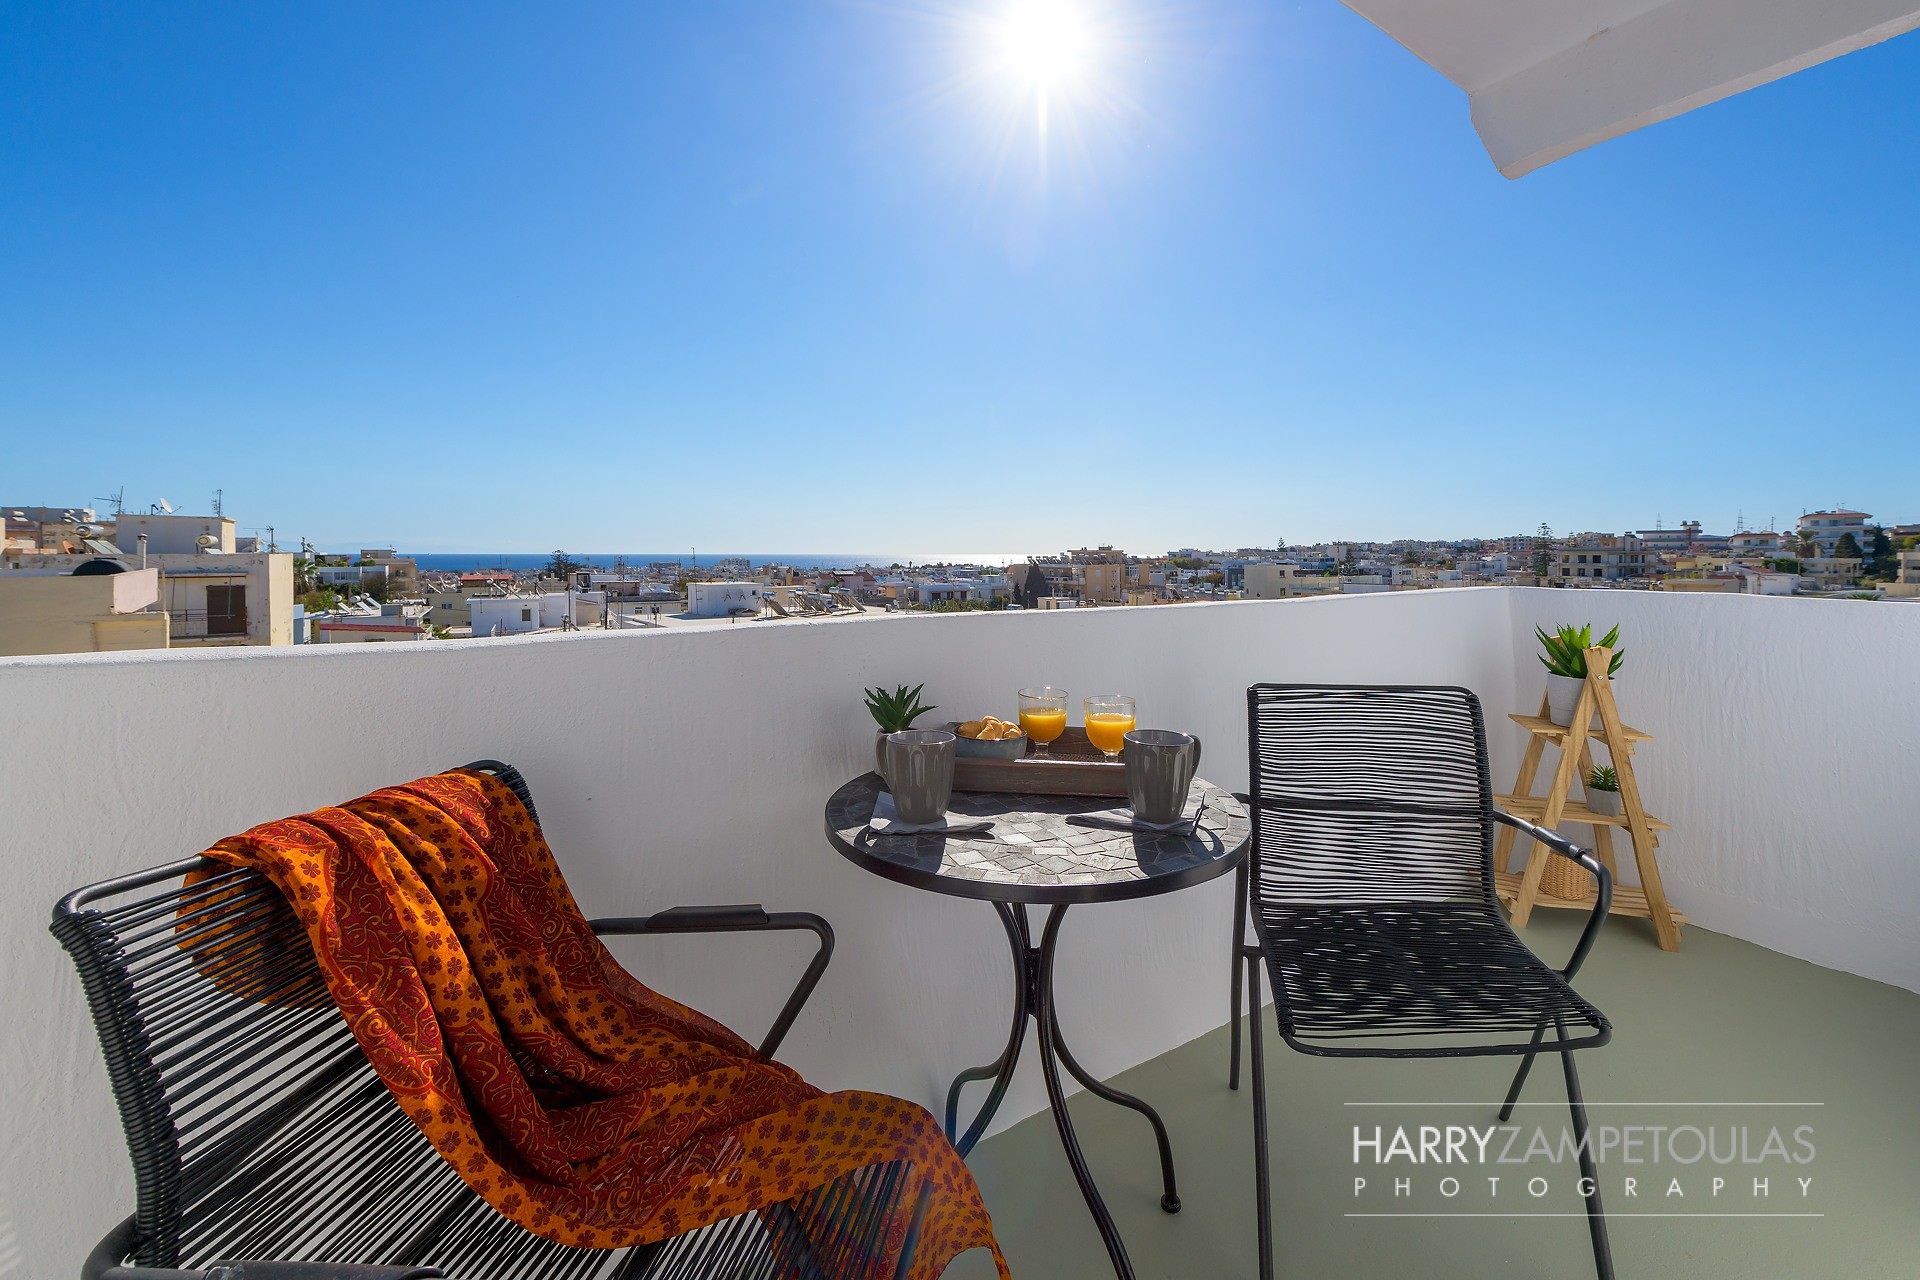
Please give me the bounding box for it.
[1586,788,1622,817]
[1544,674,1588,726]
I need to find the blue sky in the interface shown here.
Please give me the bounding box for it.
[3,2,1916,555]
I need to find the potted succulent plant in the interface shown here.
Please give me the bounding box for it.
[1536,623,1624,726]
[864,683,937,776]
[1585,764,1622,816]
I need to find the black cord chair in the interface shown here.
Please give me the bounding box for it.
[51,760,930,1280]
[1225,688,1615,1280]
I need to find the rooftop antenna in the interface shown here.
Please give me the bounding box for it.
[211,489,223,517]
[266,525,277,552]
[93,487,125,517]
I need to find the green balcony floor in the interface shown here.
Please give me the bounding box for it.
[948,912,1920,1279]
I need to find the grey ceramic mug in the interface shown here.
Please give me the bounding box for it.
[1123,729,1202,825]
[884,729,957,825]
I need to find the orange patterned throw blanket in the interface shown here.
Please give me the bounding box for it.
[201,768,1007,1280]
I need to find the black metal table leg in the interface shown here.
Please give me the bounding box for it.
[944,898,1185,1275]
[946,903,1032,1156]
[1048,1008,1181,1212]
[1036,904,1137,1280]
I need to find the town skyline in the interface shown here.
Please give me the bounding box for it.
[6,486,1900,563]
[8,496,1911,656]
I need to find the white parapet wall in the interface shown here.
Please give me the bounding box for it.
[0,587,1915,1278]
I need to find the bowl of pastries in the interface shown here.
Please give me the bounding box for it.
[949,716,1029,760]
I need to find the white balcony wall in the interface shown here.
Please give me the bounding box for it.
[0,590,1513,1280]
[2,587,1916,1279]
[1505,590,1920,996]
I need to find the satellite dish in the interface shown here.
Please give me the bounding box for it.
[158,498,175,513]
[196,533,219,548]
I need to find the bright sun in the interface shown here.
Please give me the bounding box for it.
[951,0,1132,172]
[996,1,1096,90]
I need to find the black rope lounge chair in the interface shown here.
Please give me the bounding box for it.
[52,760,929,1280]
[1226,687,1615,1280]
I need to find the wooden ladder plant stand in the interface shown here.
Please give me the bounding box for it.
[1494,644,1688,951]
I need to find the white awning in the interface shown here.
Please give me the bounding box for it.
[1346,0,1920,177]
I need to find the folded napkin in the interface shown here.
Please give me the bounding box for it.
[1065,801,1204,836]
[870,792,997,836]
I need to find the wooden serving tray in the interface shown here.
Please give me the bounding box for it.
[952,726,1128,797]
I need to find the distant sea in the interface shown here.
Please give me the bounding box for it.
[400,552,1022,572]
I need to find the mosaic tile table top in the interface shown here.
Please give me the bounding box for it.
[824,773,1250,905]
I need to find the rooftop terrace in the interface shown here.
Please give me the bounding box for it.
[4,587,1915,1278]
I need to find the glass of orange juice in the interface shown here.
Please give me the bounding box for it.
[1017,687,1070,758]
[1083,695,1137,761]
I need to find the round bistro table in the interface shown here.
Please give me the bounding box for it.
[823,773,1250,1280]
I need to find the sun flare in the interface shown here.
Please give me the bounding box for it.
[995,1,1097,91]
[923,0,1142,188]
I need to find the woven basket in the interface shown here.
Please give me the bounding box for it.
[1539,849,1593,900]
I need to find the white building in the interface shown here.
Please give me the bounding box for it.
[541,591,600,628]
[112,513,238,556]
[1727,530,1786,555]
[1732,565,1798,596]
[466,592,597,636]
[470,595,543,636]
[1796,509,1872,555]
[687,581,764,617]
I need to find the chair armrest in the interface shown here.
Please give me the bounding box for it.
[203,1267,444,1280]
[100,1267,441,1280]
[589,907,834,1058]
[627,904,772,932]
[1492,809,1587,864]
[87,1219,444,1280]
[1491,811,1613,980]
